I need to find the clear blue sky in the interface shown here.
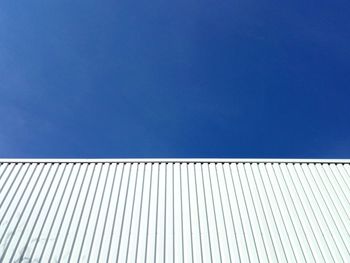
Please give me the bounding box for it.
[1,0,350,158]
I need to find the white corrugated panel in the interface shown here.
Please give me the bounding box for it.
[0,159,349,262]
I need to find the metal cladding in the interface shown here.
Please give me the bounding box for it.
[0,159,350,262]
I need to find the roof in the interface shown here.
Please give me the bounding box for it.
[0,159,349,262]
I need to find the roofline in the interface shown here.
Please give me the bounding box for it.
[0,158,349,164]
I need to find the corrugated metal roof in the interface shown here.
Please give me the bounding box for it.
[0,160,349,262]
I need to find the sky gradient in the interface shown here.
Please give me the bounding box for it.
[1,0,350,158]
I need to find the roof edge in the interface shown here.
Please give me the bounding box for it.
[0,158,349,164]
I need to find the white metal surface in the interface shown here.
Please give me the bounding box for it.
[0,160,349,262]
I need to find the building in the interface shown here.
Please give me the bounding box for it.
[0,159,349,262]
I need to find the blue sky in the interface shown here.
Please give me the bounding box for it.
[1,0,350,158]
